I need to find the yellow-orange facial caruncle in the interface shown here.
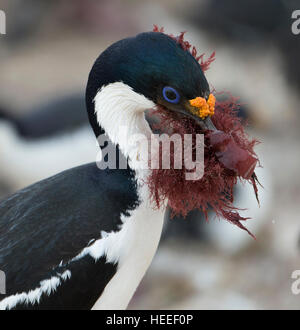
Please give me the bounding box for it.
[189,94,216,119]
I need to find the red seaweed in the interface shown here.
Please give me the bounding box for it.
[147,96,260,237]
[149,26,261,237]
[208,130,258,180]
[153,25,215,72]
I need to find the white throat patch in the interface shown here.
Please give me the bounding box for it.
[94,82,156,172]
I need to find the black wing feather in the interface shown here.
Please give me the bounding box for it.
[0,163,139,309]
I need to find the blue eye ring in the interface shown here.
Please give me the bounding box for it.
[162,86,180,104]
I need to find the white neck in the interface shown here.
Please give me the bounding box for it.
[91,193,164,310]
[94,82,156,174]
[92,81,164,310]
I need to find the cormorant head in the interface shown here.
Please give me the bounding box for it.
[85,29,260,236]
[86,31,215,138]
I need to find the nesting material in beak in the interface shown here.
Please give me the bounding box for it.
[147,95,260,238]
[149,26,261,237]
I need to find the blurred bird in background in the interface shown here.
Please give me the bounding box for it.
[0,94,95,194]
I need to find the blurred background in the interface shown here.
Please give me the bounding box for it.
[0,0,300,309]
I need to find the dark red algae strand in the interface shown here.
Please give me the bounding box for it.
[153,25,216,72]
[146,96,260,238]
[251,172,262,206]
[220,210,255,240]
[208,130,258,180]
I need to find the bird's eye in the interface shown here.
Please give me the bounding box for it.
[162,86,180,104]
